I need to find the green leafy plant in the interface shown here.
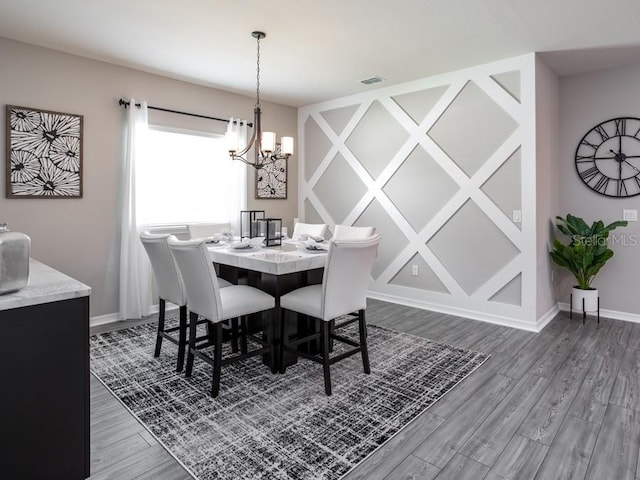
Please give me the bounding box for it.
[550,214,627,290]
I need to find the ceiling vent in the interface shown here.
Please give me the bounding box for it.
[360,76,384,85]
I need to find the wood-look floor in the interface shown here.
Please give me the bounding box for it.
[88,299,640,480]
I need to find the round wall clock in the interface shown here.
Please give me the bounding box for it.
[575,117,640,197]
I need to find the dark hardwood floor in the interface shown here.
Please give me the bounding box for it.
[88,299,640,480]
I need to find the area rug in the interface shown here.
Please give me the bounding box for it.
[90,319,489,480]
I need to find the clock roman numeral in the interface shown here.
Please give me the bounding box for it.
[579,166,600,182]
[615,118,626,136]
[576,155,595,162]
[618,179,628,196]
[594,125,610,142]
[580,139,599,149]
[594,175,610,193]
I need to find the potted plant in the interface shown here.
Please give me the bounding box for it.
[550,214,627,313]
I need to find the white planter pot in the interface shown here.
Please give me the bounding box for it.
[571,287,599,312]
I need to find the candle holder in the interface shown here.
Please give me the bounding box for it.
[257,218,282,247]
[240,210,265,238]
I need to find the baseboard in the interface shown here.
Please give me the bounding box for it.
[536,304,560,331]
[90,303,179,328]
[367,292,540,332]
[90,312,120,327]
[558,302,640,324]
[92,297,640,331]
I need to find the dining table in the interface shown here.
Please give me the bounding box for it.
[207,240,328,372]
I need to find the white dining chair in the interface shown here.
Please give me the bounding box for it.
[140,231,236,373]
[167,236,276,397]
[279,234,381,395]
[187,222,232,240]
[332,225,376,240]
[292,222,329,239]
[139,231,191,372]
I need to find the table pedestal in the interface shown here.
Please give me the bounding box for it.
[219,265,323,371]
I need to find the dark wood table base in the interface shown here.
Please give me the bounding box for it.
[218,264,324,372]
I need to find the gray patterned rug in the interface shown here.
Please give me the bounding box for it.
[90,319,488,480]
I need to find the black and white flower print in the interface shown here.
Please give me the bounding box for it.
[11,158,80,197]
[256,158,287,199]
[10,150,41,184]
[7,106,82,197]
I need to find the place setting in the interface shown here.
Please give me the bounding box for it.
[228,236,265,252]
[203,230,234,246]
[297,236,329,253]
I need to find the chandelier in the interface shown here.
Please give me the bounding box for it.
[226,31,294,170]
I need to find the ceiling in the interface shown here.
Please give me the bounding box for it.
[2,0,640,107]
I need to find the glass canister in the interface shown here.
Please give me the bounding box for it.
[0,223,30,295]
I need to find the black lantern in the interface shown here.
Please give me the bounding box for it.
[240,210,265,238]
[257,218,282,247]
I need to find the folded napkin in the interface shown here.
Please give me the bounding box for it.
[231,237,264,249]
[205,233,223,244]
[220,230,234,242]
[303,238,329,251]
[294,234,325,242]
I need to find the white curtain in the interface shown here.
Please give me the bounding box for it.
[118,99,153,320]
[226,118,248,233]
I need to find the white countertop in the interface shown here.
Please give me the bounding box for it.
[0,259,91,311]
[208,242,327,275]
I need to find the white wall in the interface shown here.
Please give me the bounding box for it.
[299,54,545,330]
[535,55,561,325]
[559,62,640,319]
[0,37,297,318]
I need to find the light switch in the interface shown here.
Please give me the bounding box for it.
[623,209,638,222]
[513,210,522,223]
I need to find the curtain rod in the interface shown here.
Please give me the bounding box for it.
[117,99,253,127]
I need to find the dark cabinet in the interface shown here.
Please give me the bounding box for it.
[0,295,90,478]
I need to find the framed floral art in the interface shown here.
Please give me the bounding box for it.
[255,157,287,199]
[6,105,83,198]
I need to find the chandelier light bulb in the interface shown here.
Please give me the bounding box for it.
[226,131,239,153]
[262,132,276,153]
[281,137,294,155]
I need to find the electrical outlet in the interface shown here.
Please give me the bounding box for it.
[411,265,419,276]
[623,209,638,222]
[513,210,522,223]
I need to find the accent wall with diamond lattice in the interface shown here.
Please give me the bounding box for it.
[299,54,543,330]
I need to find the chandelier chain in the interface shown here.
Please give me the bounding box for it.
[256,34,261,108]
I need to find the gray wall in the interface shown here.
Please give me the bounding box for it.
[299,55,542,330]
[559,62,640,316]
[0,37,297,318]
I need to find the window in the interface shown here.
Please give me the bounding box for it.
[136,126,246,229]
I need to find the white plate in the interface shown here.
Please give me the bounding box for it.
[230,244,262,252]
[301,246,328,253]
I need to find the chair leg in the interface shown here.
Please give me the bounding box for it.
[358,310,371,374]
[268,310,275,373]
[154,298,165,357]
[211,322,223,398]
[185,311,198,377]
[279,309,287,374]
[321,321,332,396]
[176,305,188,372]
[231,318,239,353]
[206,321,214,344]
[240,316,248,354]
